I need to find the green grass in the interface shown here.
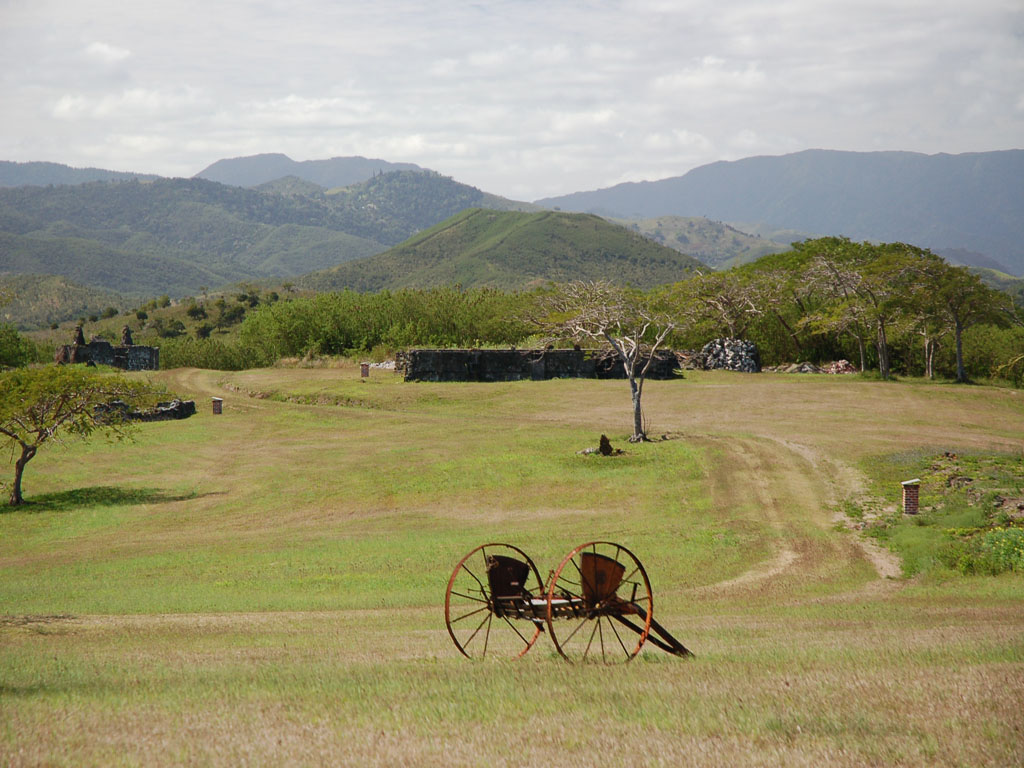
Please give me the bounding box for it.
[2,367,1023,766]
[854,449,1024,576]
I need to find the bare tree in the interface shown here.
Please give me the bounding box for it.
[533,281,676,442]
[671,270,763,339]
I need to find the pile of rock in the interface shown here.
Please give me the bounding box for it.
[764,362,824,374]
[825,359,858,374]
[763,359,859,374]
[699,338,761,373]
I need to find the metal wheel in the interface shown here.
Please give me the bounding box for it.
[445,543,546,659]
[546,541,654,664]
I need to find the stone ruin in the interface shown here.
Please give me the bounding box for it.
[395,348,681,383]
[95,398,196,422]
[697,338,761,373]
[55,326,159,371]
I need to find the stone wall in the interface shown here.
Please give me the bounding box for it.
[55,340,159,371]
[96,399,196,422]
[396,348,680,382]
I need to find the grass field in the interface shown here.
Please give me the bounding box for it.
[2,366,1022,766]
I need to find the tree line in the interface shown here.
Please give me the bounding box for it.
[3,237,1022,381]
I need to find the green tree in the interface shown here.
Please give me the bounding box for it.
[0,324,36,368]
[928,264,1016,382]
[803,239,926,379]
[0,366,163,506]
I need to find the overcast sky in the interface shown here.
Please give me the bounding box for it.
[2,0,1021,200]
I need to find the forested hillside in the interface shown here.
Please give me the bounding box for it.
[0,172,533,303]
[620,216,794,268]
[302,208,706,292]
[0,274,123,330]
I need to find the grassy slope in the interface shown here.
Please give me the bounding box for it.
[303,209,706,292]
[1,369,1022,766]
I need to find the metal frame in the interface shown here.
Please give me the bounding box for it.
[444,540,693,663]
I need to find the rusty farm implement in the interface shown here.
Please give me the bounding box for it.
[445,541,693,663]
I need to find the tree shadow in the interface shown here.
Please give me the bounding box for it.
[11,486,220,513]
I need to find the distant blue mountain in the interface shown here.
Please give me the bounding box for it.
[0,161,160,187]
[194,153,424,189]
[536,149,1024,275]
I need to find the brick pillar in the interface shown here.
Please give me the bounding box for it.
[901,479,920,515]
[212,397,223,415]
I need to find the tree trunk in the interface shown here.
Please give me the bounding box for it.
[954,318,966,383]
[9,444,36,506]
[772,311,802,356]
[924,338,934,379]
[876,324,890,380]
[856,335,866,372]
[629,375,646,442]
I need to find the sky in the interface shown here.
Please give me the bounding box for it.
[1,0,1022,201]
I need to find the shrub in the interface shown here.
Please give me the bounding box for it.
[157,337,267,370]
[938,527,1024,575]
[0,323,36,367]
[978,527,1024,572]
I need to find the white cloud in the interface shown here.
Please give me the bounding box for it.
[0,0,1020,198]
[51,88,208,121]
[85,42,131,64]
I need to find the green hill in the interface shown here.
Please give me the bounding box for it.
[0,172,538,298]
[0,273,125,330]
[618,216,793,269]
[301,208,707,292]
[972,267,1024,306]
[324,170,538,244]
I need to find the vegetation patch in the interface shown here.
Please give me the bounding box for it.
[852,450,1024,576]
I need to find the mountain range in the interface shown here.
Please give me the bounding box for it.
[1,149,1022,328]
[194,153,424,189]
[539,149,1024,274]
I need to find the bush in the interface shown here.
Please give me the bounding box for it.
[938,527,1024,575]
[978,527,1024,572]
[0,323,37,367]
[238,287,533,363]
[157,337,267,370]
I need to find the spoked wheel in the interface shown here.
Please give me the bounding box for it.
[546,541,654,664]
[445,543,546,659]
